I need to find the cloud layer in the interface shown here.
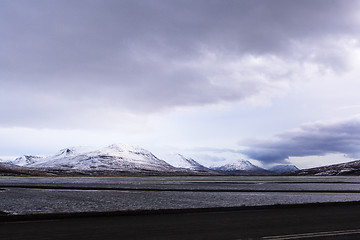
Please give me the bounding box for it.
[1,0,360,128]
[242,116,360,163]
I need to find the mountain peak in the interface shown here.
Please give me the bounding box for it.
[213,159,269,175]
[217,159,259,171]
[105,144,150,154]
[164,153,211,172]
[57,148,75,156]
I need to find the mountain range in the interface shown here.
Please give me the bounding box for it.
[0,144,300,176]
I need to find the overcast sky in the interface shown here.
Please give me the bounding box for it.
[1,0,360,168]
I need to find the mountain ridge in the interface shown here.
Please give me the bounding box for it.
[293,159,360,176]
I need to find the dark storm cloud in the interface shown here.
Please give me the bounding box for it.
[0,0,359,127]
[242,117,360,163]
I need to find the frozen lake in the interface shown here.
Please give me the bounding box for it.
[1,176,360,215]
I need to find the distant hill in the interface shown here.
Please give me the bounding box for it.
[268,164,299,174]
[212,160,270,175]
[293,160,360,176]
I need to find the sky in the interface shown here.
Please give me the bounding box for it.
[1,0,360,169]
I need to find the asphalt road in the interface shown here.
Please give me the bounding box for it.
[1,204,360,240]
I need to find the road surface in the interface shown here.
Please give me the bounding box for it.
[1,203,360,239]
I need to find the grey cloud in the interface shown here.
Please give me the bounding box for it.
[241,117,360,163]
[1,0,359,127]
[190,147,242,154]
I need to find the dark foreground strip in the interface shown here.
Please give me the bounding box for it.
[262,229,360,239]
[0,211,9,216]
[1,201,360,222]
[189,181,360,185]
[2,185,360,193]
[268,181,360,184]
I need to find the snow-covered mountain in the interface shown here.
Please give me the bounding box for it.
[294,160,360,176]
[213,160,269,175]
[164,153,214,172]
[8,144,179,173]
[10,155,43,166]
[268,164,299,174]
